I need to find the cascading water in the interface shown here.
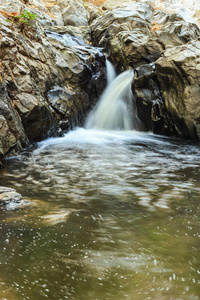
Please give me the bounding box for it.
[85,61,137,131]
[106,59,116,84]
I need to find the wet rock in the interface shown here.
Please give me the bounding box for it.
[155,41,200,139]
[89,2,200,139]
[46,28,91,47]
[133,39,200,140]
[0,187,23,206]
[48,85,90,132]
[46,40,106,133]
[45,25,91,44]
[132,64,177,136]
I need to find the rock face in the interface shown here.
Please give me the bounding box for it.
[91,3,155,71]
[132,63,177,136]
[0,64,29,157]
[155,41,200,139]
[91,4,200,70]
[0,14,60,146]
[132,17,200,139]
[0,0,106,159]
[61,0,88,26]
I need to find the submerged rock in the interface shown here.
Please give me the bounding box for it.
[0,187,23,207]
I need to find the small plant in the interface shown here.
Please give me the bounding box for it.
[13,10,40,26]
[0,9,40,27]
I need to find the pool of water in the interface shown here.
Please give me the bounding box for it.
[0,128,199,300]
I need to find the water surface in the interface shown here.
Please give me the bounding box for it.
[0,128,199,300]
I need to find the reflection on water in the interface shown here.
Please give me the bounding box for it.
[0,128,200,299]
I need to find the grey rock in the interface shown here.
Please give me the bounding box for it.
[0,187,23,205]
[0,65,30,158]
[155,41,200,139]
[61,0,88,26]
[0,1,106,158]
[0,0,25,14]
[86,4,102,24]
[132,64,177,136]
[133,39,200,140]
[91,3,200,71]
[48,85,90,132]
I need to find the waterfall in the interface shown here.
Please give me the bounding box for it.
[106,59,116,84]
[85,62,136,131]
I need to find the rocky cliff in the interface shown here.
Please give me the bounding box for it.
[0,0,106,159]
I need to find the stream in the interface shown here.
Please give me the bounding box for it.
[0,128,200,299]
[0,56,200,300]
[0,0,200,298]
